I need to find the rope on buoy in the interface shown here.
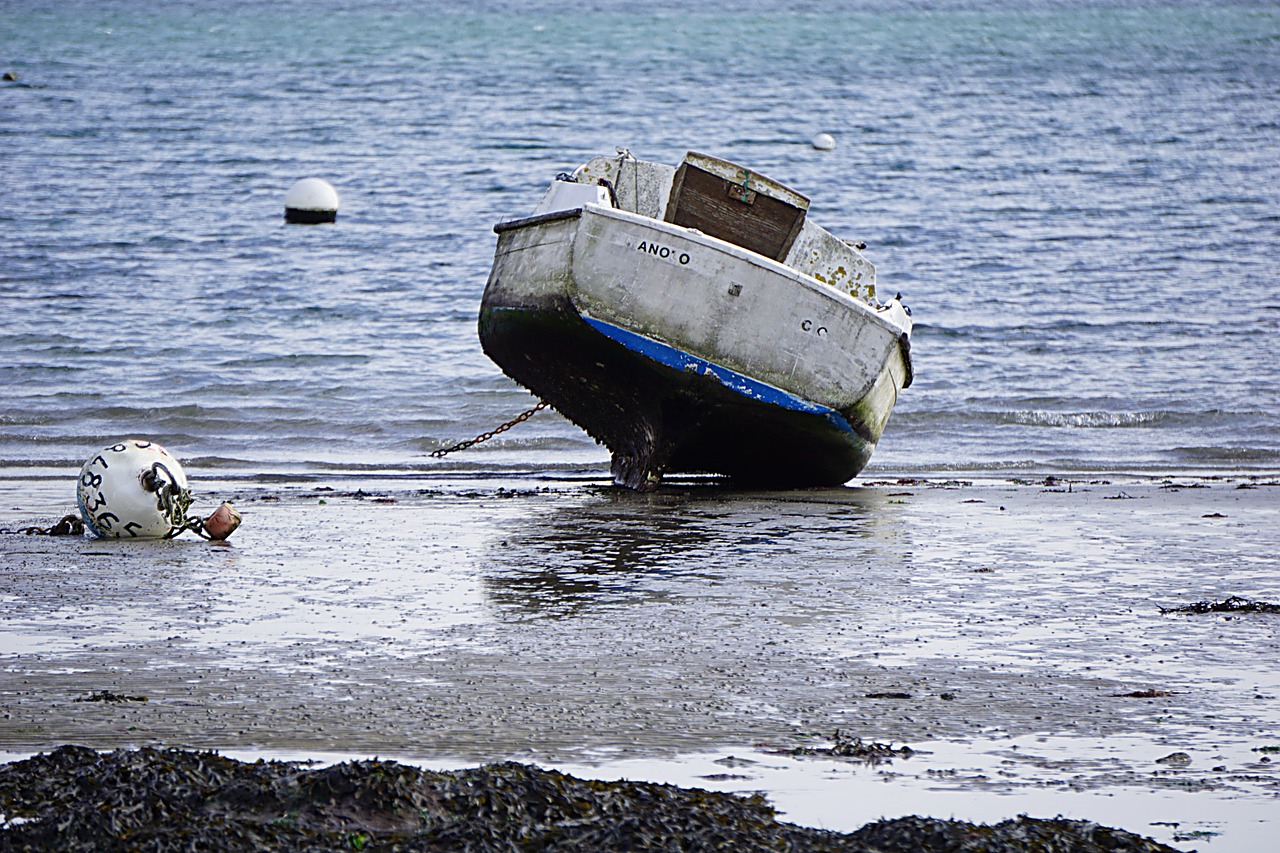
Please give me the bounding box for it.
[430,401,549,458]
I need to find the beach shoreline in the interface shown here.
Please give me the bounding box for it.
[3,474,1279,849]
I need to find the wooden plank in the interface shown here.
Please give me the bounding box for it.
[682,152,810,210]
[663,154,808,261]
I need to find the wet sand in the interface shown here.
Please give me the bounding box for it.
[2,473,1279,849]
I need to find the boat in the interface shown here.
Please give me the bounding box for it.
[478,149,913,490]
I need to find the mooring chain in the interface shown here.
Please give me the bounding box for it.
[141,461,210,539]
[1,406,549,533]
[2,514,85,536]
[158,486,209,540]
[430,401,549,458]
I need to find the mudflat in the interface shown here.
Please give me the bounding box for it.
[2,475,1278,849]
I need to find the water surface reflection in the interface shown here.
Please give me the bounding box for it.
[481,486,905,619]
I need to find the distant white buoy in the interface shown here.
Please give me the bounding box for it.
[76,440,191,539]
[811,132,836,151]
[284,177,339,224]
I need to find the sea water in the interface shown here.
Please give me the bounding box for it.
[2,0,1278,481]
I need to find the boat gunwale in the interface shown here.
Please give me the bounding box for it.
[493,207,584,235]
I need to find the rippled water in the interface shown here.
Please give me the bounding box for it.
[3,0,1278,480]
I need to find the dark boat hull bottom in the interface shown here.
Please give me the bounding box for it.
[479,300,874,490]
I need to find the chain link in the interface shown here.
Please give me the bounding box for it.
[2,514,84,536]
[159,485,208,539]
[430,401,549,458]
[146,462,210,539]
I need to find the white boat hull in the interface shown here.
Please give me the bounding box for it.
[480,202,912,489]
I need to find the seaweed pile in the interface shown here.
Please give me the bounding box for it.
[1160,596,1280,615]
[786,730,917,765]
[0,746,1178,852]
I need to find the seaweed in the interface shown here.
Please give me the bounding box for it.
[0,746,1180,852]
[1160,596,1280,615]
[1111,690,1178,698]
[73,691,148,704]
[846,815,1177,853]
[785,731,917,765]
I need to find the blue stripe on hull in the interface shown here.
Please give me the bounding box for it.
[581,315,854,434]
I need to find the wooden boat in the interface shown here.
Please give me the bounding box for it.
[478,150,913,490]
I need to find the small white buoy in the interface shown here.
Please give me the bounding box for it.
[284,177,339,224]
[811,132,836,151]
[76,440,191,539]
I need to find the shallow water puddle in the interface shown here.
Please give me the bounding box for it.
[558,738,1277,851]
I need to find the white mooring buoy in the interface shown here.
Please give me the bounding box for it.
[811,132,836,151]
[77,440,190,538]
[75,440,241,540]
[284,177,340,224]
